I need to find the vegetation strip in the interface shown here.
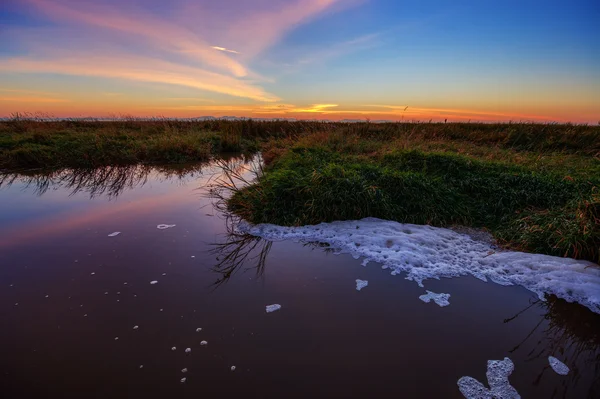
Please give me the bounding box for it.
[1,119,598,262]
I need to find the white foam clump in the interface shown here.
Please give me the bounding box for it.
[419,290,451,307]
[266,304,282,313]
[150,280,158,285]
[185,348,191,354]
[458,357,520,399]
[107,232,121,237]
[200,340,208,345]
[238,218,600,314]
[355,279,368,291]
[157,224,176,230]
[548,356,569,375]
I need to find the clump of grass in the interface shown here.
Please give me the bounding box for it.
[227,130,600,263]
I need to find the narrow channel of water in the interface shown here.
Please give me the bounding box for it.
[1,157,598,398]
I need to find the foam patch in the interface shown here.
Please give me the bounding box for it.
[355,279,368,291]
[266,304,282,313]
[239,218,600,314]
[419,290,450,307]
[548,356,569,375]
[157,224,176,230]
[458,357,520,399]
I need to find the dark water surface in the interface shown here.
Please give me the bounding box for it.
[1,159,598,399]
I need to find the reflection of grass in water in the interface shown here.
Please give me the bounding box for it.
[0,154,253,199]
[505,296,600,398]
[208,215,272,289]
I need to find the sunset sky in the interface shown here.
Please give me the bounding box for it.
[1,0,598,122]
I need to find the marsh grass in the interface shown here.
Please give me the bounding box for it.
[226,128,600,263]
[2,117,599,261]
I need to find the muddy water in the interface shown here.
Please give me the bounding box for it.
[0,158,598,399]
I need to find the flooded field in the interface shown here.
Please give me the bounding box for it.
[1,158,598,399]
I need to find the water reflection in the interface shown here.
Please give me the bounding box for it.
[0,164,206,198]
[209,217,272,289]
[0,153,255,199]
[505,296,600,397]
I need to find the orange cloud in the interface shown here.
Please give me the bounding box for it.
[0,56,279,102]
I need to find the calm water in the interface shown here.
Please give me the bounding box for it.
[1,158,598,399]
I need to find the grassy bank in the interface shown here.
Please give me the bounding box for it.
[2,118,599,262]
[226,124,600,263]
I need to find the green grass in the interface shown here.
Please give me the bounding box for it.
[2,117,599,262]
[227,127,600,263]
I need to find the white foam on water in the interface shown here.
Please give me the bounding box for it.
[181,368,188,373]
[239,218,600,314]
[139,365,143,369]
[419,290,451,307]
[171,347,176,351]
[196,328,202,332]
[185,348,191,354]
[458,357,520,399]
[231,366,236,371]
[133,325,139,330]
[355,279,368,291]
[180,378,186,383]
[157,224,176,230]
[200,340,208,346]
[266,304,282,313]
[108,232,121,237]
[114,337,119,341]
[548,356,569,375]
[150,281,158,285]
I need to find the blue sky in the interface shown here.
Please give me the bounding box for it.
[0,0,598,121]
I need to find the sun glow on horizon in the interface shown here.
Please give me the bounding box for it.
[0,0,598,123]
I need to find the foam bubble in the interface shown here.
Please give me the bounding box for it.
[108,232,121,237]
[157,224,176,230]
[185,348,191,354]
[150,281,158,285]
[200,340,208,345]
[239,218,600,314]
[266,304,282,313]
[419,290,451,307]
[458,357,520,399]
[355,279,368,291]
[548,356,569,375]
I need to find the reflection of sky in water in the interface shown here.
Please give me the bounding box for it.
[0,160,598,399]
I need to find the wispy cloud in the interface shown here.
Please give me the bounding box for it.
[6,0,346,103]
[294,104,339,113]
[0,55,280,102]
[211,46,241,55]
